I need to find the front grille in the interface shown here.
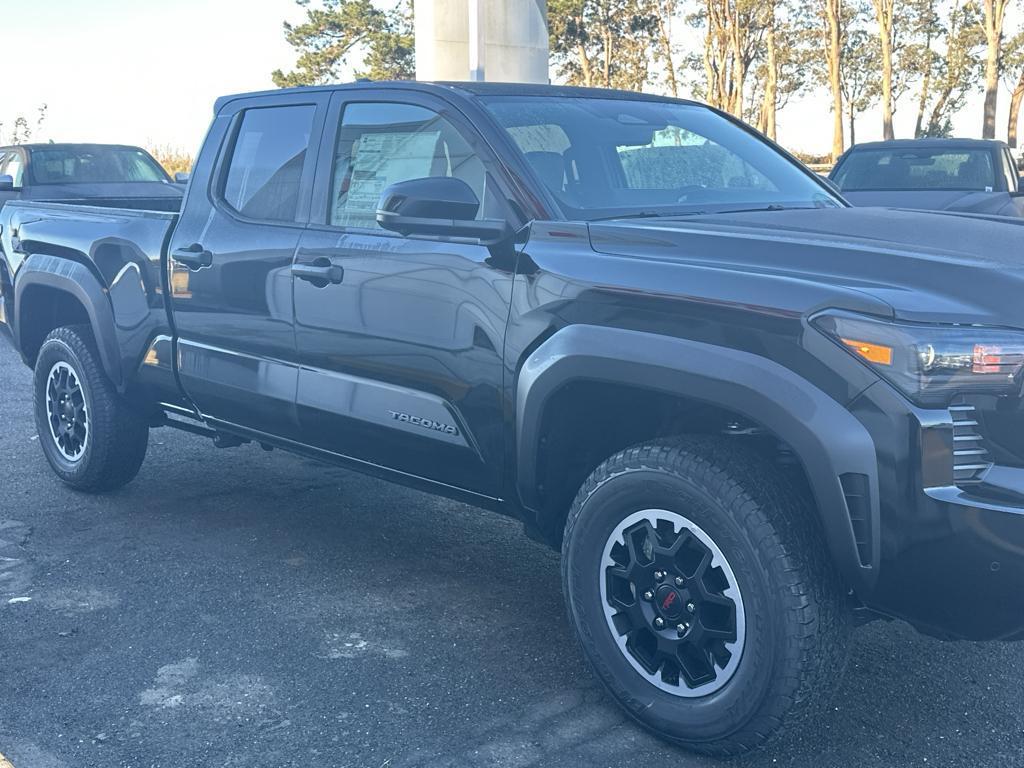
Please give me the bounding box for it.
[950,404,992,485]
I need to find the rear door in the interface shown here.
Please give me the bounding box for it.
[291,90,521,497]
[168,93,328,439]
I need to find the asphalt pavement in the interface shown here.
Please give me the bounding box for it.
[1,337,1022,768]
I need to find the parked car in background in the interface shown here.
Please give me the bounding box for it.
[0,143,184,212]
[829,138,1024,217]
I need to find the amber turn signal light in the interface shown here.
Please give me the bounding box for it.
[841,338,894,366]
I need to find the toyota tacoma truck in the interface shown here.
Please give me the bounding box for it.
[2,82,1023,755]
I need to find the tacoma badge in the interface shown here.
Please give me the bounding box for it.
[387,410,459,436]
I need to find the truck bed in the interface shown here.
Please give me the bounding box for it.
[0,200,180,400]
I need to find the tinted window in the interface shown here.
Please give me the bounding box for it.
[329,102,493,230]
[833,148,997,192]
[617,133,773,192]
[222,105,315,222]
[28,147,167,184]
[1002,149,1018,191]
[3,153,24,186]
[482,96,837,219]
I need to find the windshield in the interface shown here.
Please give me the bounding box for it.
[28,146,170,185]
[480,96,839,220]
[832,147,996,192]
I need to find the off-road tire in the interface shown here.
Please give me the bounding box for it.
[561,436,850,756]
[33,325,148,492]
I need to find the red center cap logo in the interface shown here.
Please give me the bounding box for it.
[655,584,684,619]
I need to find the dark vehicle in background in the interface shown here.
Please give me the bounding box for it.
[2,82,1024,756]
[0,143,184,212]
[829,138,1024,216]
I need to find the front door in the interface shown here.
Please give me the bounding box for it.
[169,94,327,438]
[292,92,519,497]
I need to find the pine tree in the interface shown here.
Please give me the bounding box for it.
[272,0,414,87]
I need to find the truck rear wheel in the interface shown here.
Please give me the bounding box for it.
[33,325,148,492]
[561,437,849,755]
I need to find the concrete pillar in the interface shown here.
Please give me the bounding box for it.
[414,0,549,83]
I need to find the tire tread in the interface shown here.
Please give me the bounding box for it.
[33,324,148,492]
[561,436,849,756]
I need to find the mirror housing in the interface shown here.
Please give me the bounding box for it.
[174,172,190,184]
[0,174,15,192]
[376,177,511,244]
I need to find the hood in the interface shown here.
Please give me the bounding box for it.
[588,206,1024,328]
[22,181,183,201]
[842,189,1013,214]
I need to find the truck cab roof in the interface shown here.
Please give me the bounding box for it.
[213,80,703,114]
[844,137,1011,151]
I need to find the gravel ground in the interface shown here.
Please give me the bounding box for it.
[0,336,1022,768]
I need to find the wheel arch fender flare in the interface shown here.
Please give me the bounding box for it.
[514,324,880,592]
[13,253,123,387]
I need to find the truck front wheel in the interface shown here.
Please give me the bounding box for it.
[561,437,850,755]
[33,325,148,492]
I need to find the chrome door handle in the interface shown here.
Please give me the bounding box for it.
[172,243,213,270]
[292,262,344,285]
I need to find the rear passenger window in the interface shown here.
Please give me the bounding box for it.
[329,102,495,230]
[222,105,315,222]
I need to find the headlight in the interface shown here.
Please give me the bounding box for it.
[813,312,1024,406]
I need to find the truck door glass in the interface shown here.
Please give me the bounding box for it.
[329,102,492,230]
[222,104,315,222]
[1001,149,1017,191]
[2,153,24,187]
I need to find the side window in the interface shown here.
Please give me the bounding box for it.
[222,104,315,222]
[329,102,492,230]
[3,152,24,187]
[1003,149,1019,191]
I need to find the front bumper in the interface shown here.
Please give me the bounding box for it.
[850,383,1024,641]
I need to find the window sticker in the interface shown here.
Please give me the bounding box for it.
[335,130,440,228]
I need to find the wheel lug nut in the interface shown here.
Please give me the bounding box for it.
[642,590,654,601]
[676,623,687,633]
[654,617,665,629]
[654,570,665,581]
[674,576,684,586]
[686,602,696,613]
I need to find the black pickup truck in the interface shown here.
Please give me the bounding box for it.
[0,143,184,211]
[2,81,1023,755]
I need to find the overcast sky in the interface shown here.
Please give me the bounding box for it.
[5,0,1022,155]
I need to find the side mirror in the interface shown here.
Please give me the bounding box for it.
[0,174,15,192]
[174,172,190,184]
[376,177,511,244]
